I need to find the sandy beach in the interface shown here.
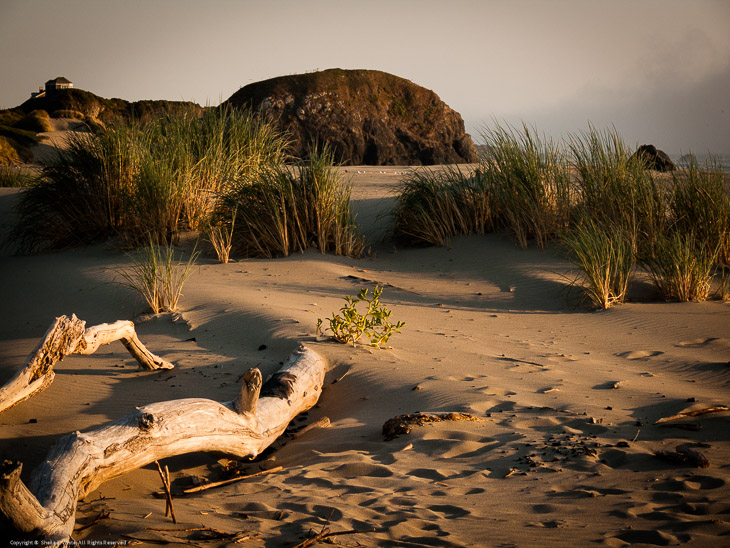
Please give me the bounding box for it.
[1,166,729,547]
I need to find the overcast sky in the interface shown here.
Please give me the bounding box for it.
[1,0,728,156]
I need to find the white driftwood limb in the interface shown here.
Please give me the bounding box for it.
[0,315,174,415]
[76,319,174,371]
[0,345,326,545]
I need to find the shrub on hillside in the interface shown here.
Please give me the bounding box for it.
[51,109,85,120]
[14,110,53,133]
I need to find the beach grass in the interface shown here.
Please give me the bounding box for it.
[10,107,287,251]
[642,231,717,302]
[563,219,635,309]
[118,239,199,313]
[568,124,669,250]
[206,206,237,264]
[391,165,492,246]
[0,166,37,187]
[481,122,571,249]
[669,155,729,266]
[228,146,365,258]
[388,121,727,305]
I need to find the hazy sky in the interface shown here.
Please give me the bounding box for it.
[1,0,728,155]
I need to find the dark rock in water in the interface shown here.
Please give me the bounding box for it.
[224,68,478,165]
[631,144,676,172]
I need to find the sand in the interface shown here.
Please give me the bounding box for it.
[1,164,729,547]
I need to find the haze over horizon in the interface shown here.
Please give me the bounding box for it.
[1,0,728,156]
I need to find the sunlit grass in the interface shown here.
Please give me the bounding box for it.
[229,146,365,258]
[391,166,492,246]
[481,122,572,249]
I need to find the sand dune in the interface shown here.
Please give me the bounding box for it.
[1,169,729,546]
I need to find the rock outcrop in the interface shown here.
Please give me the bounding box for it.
[17,88,203,126]
[631,144,675,172]
[225,69,478,165]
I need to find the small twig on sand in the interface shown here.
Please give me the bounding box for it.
[155,460,177,523]
[294,526,380,548]
[74,509,110,532]
[655,406,728,424]
[291,416,331,439]
[632,429,640,442]
[183,465,283,494]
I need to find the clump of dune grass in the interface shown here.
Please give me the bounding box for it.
[669,155,729,266]
[119,240,199,313]
[481,122,572,249]
[391,166,492,246]
[568,125,669,249]
[641,232,717,302]
[229,146,365,258]
[562,220,635,309]
[10,107,287,252]
[206,206,237,264]
[14,110,53,133]
[0,166,37,187]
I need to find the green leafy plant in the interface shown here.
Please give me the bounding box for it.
[119,239,199,313]
[317,286,405,347]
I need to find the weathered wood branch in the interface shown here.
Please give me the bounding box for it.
[0,315,174,415]
[0,345,326,545]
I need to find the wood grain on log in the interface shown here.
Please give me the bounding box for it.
[0,315,174,415]
[0,345,326,545]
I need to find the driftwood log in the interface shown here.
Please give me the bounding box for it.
[0,344,326,545]
[0,314,174,415]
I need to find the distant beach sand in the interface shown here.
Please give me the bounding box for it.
[1,163,729,546]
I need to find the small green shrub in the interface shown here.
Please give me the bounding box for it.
[119,240,199,313]
[317,286,405,347]
[642,232,717,302]
[391,166,492,246]
[563,220,635,309]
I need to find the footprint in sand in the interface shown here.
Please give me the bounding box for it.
[611,528,680,546]
[427,504,471,518]
[327,462,393,479]
[677,337,730,349]
[616,350,664,360]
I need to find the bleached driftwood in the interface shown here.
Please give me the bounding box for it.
[0,315,174,414]
[0,345,326,545]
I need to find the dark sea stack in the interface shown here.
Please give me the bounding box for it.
[631,144,676,172]
[224,68,478,165]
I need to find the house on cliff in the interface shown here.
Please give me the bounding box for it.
[31,77,73,99]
